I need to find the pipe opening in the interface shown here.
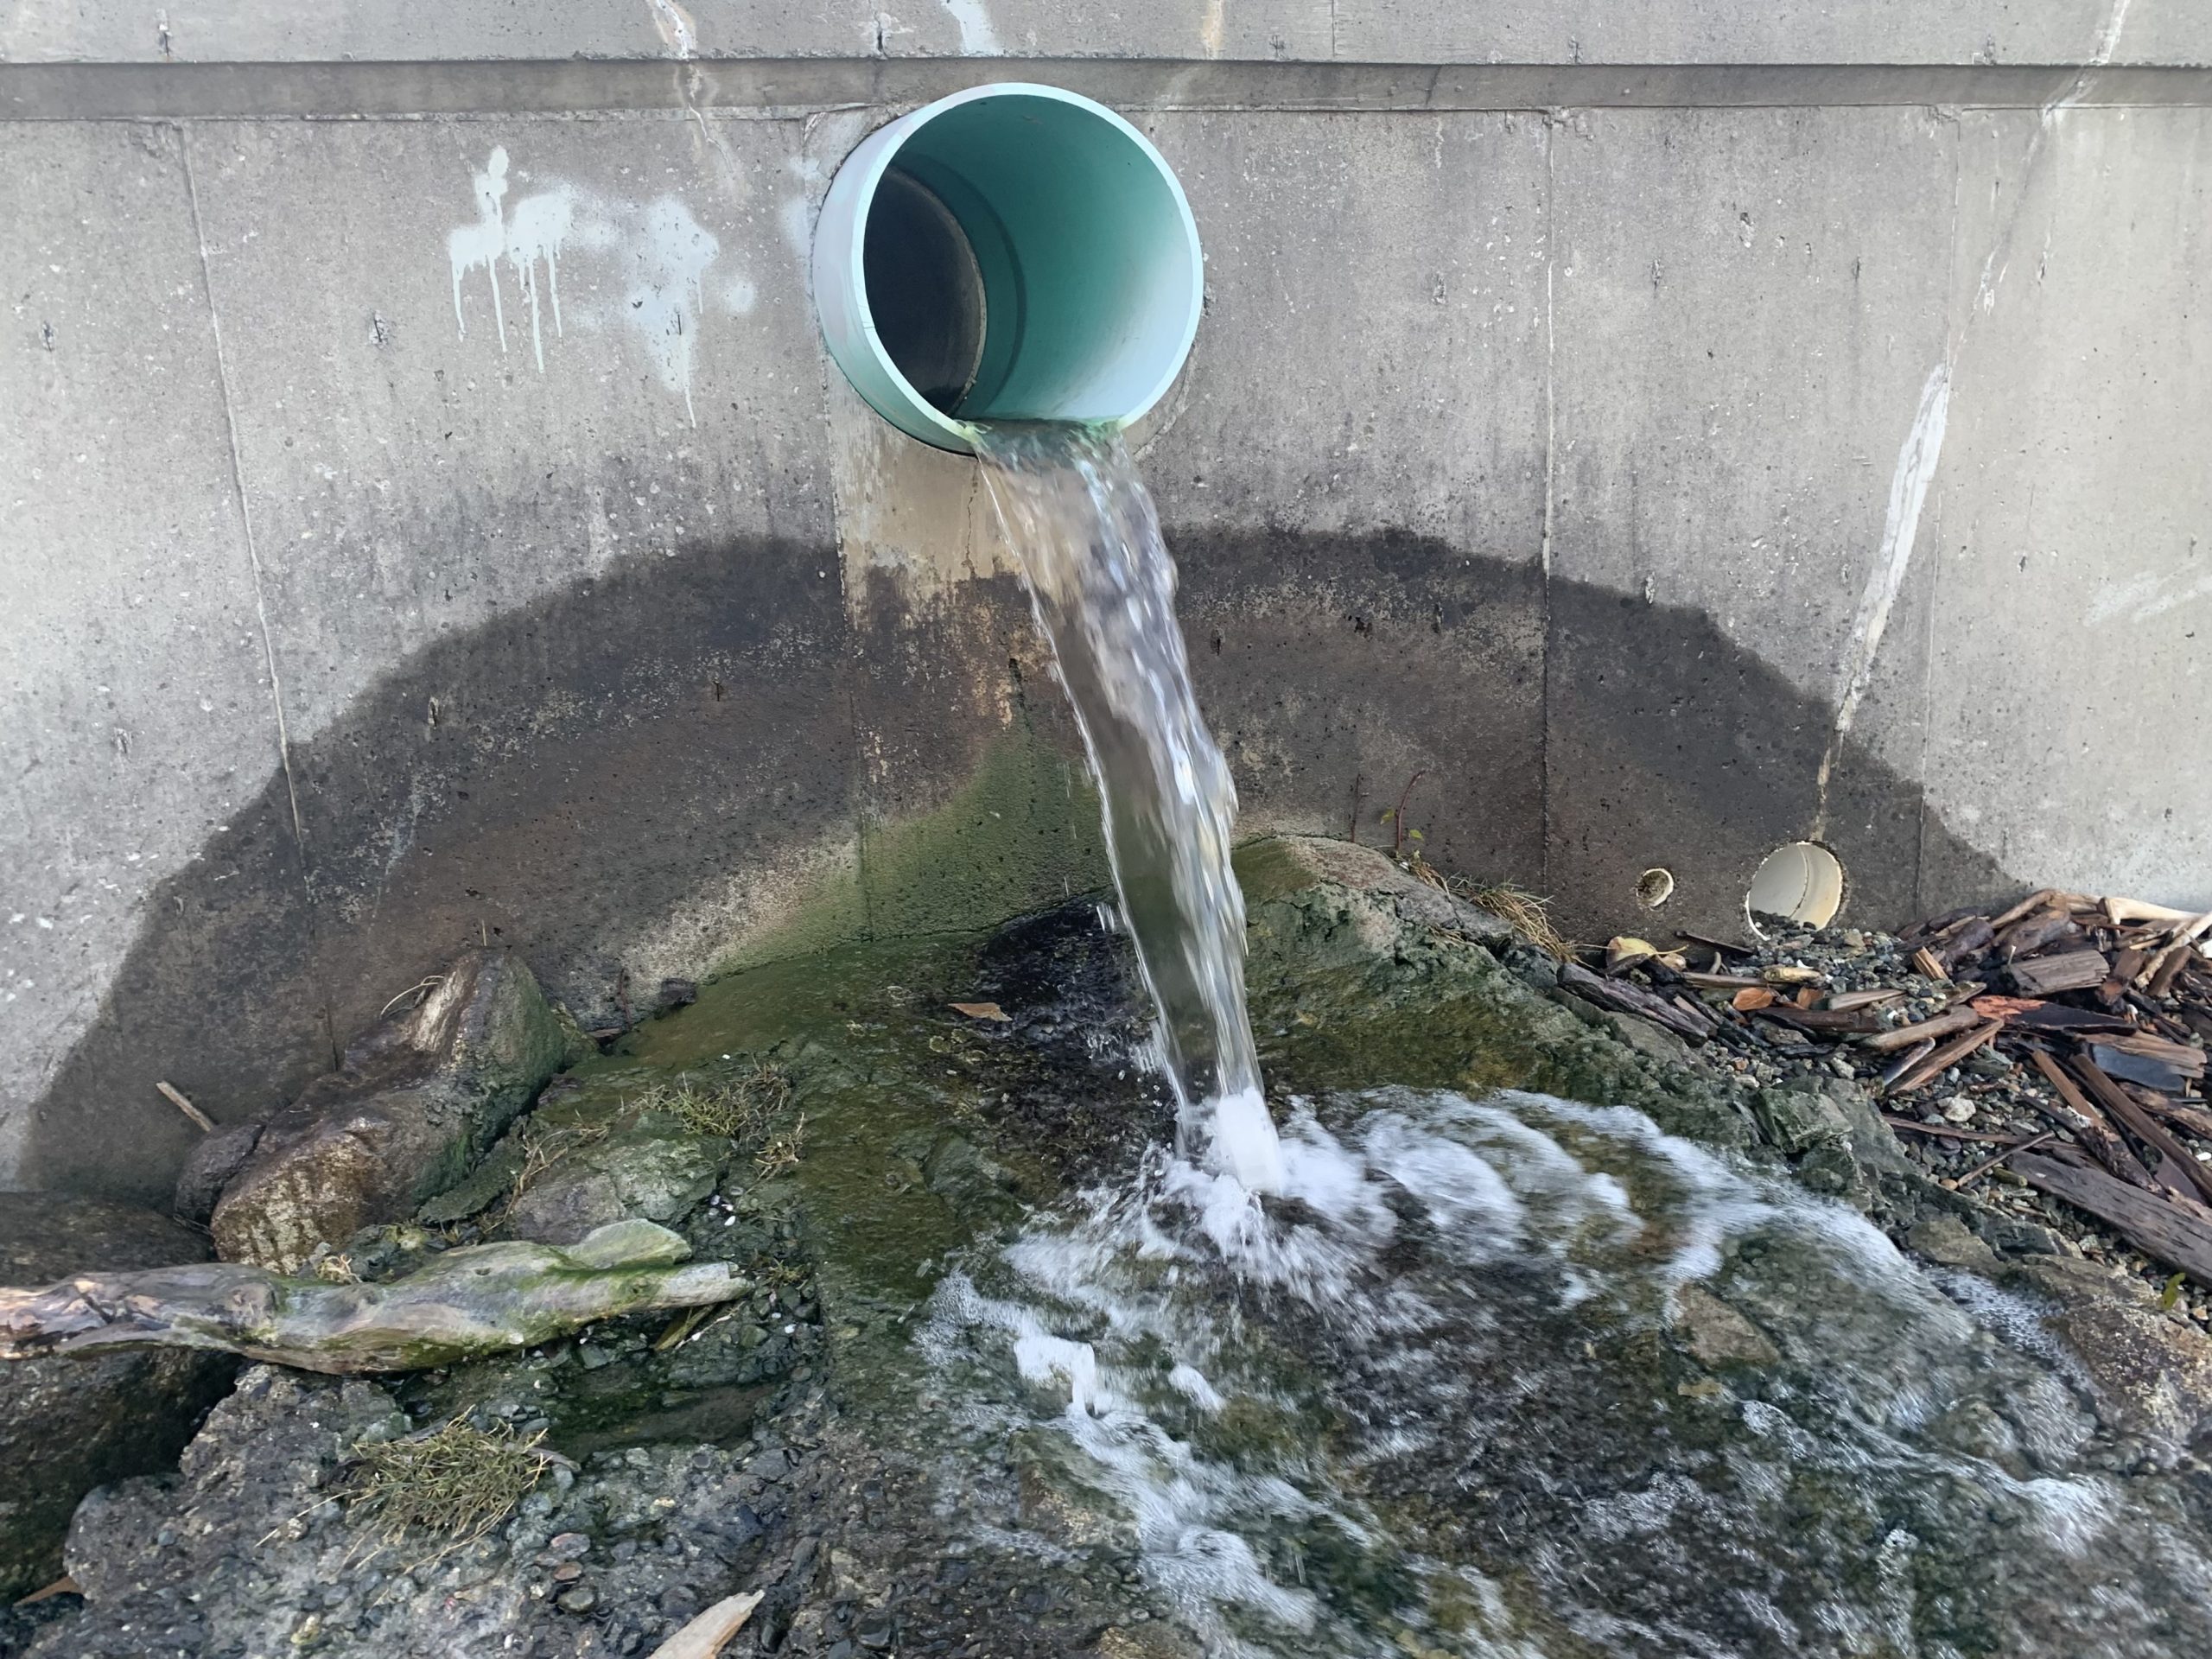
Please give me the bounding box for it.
[815,84,1205,454]
[863,168,987,415]
[1745,842,1847,934]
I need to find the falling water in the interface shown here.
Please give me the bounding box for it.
[975,422,1285,1194]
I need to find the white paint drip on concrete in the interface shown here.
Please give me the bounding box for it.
[505,187,575,372]
[1199,0,1227,58]
[626,198,722,426]
[444,148,736,424]
[647,0,699,57]
[940,0,1001,54]
[2085,567,2212,626]
[447,147,511,346]
[1834,363,1951,740]
[1814,362,1950,815]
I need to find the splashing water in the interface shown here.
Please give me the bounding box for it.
[920,1089,2212,1656]
[955,425,2211,1656]
[976,423,1284,1193]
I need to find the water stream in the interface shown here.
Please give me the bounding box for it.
[943,422,2212,1655]
[976,423,1284,1194]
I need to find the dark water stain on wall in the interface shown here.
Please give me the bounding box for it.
[24,523,2008,1202]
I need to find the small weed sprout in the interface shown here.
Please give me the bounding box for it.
[349,1417,548,1549]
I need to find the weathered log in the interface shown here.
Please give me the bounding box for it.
[0,1220,747,1376]
[2012,1154,2212,1286]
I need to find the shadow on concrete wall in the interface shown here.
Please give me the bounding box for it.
[23,521,2008,1201]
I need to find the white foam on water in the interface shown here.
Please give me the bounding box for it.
[916,1084,2212,1655]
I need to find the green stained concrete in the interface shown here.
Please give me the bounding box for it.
[714,727,1109,976]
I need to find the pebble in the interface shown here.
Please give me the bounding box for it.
[1940,1095,1978,1124]
[556,1585,599,1614]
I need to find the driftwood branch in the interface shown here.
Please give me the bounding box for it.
[0,1220,748,1376]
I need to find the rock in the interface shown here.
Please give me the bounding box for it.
[1752,1084,1852,1156]
[1593,1007,1696,1070]
[1905,1214,2000,1273]
[502,1120,728,1247]
[33,1364,801,1657]
[170,1121,262,1227]
[1940,1094,1978,1124]
[1670,1283,1781,1369]
[213,950,584,1270]
[0,1194,234,1600]
[2007,1256,2212,1452]
[1234,836,1749,1150]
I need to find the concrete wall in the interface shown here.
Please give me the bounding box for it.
[3,3,2208,1198]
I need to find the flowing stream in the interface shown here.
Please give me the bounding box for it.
[937,418,2212,1655]
[976,422,1284,1194]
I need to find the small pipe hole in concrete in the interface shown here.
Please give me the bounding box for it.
[1637,868,1675,910]
[862,167,988,415]
[1745,842,1847,934]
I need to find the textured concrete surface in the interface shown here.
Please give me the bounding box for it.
[3,8,2209,1197]
[4,0,2204,66]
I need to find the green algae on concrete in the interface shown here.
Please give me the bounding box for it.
[1238,837,1751,1149]
[709,726,1109,977]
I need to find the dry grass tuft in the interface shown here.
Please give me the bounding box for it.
[647,1064,792,1143]
[754,1111,808,1179]
[511,1116,612,1198]
[1459,881,1576,961]
[349,1417,548,1548]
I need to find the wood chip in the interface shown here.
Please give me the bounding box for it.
[948,1001,1010,1022]
[2089,1034,2205,1093]
[2101,896,2202,928]
[2145,940,2195,998]
[156,1080,215,1134]
[2007,950,2109,998]
[1859,1006,1982,1053]
[2011,1152,2212,1285]
[1751,1004,1880,1035]
[1989,888,2063,931]
[648,1591,766,1659]
[1685,971,1765,991]
[1910,947,1949,982]
[2026,1049,2160,1192]
[2071,1055,2212,1209]
[1967,996,2133,1034]
[1935,916,1997,968]
[1760,965,1826,988]
[14,1576,79,1607]
[1993,908,2075,958]
[1731,987,1777,1012]
[1560,962,1714,1042]
[1884,1019,2004,1096]
[1825,988,1905,1012]
[1876,1040,1936,1091]
[2139,1094,2212,1142]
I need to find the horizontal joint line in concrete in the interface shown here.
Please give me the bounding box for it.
[3,59,2210,120]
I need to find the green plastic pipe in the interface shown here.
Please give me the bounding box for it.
[811,84,1205,454]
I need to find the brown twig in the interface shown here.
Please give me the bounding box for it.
[156,1080,215,1135]
[1880,1115,2025,1145]
[1390,770,1427,859]
[1957,1131,2057,1187]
